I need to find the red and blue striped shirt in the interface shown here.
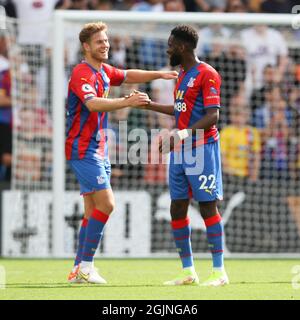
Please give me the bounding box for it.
[174,62,221,145]
[65,62,125,160]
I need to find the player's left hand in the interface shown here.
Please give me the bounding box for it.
[159,130,181,154]
[160,70,178,80]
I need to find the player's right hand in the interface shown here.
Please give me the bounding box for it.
[125,90,151,107]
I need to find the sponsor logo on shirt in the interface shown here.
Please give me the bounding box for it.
[205,189,213,196]
[206,96,219,99]
[174,101,187,112]
[176,90,184,100]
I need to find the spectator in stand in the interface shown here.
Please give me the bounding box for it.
[250,64,280,114]
[240,25,289,96]
[220,96,261,232]
[197,19,232,57]
[89,0,113,10]
[14,85,52,184]
[225,0,248,12]
[0,0,17,17]
[287,81,300,236]
[253,85,293,180]
[287,131,300,236]
[108,36,128,69]
[113,0,136,10]
[55,0,72,8]
[202,40,246,127]
[260,0,298,14]
[69,0,89,10]
[0,36,12,182]
[11,0,70,72]
[220,97,261,184]
[131,0,163,11]
[247,0,262,12]
[130,0,166,70]
[164,0,185,12]
[289,83,300,116]
[184,0,226,12]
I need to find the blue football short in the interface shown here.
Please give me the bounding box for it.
[68,157,111,195]
[169,140,223,202]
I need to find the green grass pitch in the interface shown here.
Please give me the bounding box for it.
[0,259,299,300]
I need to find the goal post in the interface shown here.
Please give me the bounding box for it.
[52,11,66,257]
[2,10,300,258]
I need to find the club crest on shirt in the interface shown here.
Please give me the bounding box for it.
[97,175,106,185]
[187,77,195,88]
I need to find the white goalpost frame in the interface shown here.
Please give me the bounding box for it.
[52,11,298,258]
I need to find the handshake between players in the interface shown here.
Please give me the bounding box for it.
[126,90,179,154]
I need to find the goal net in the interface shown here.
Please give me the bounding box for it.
[2,11,300,257]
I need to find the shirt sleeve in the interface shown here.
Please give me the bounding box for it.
[69,66,97,104]
[201,68,221,109]
[103,64,126,86]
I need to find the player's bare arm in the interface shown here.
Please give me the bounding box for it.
[124,69,178,83]
[189,108,219,133]
[145,101,175,115]
[159,108,219,153]
[85,92,151,112]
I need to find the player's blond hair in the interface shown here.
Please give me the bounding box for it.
[79,22,107,53]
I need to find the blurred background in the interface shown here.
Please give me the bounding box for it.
[0,0,300,258]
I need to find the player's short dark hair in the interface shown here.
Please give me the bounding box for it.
[170,25,199,49]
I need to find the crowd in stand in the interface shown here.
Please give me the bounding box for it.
[0,0,300,210]
[0,0,300,181]
[0,0,299,15]
[0,0,299,232]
